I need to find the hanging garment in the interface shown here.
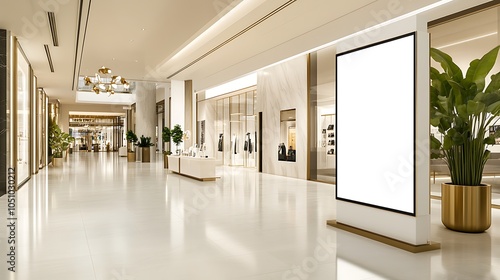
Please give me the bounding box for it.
[218,134,223,152]
[247,133,252,154]
[232,135,238,154]
[244,132,252,153]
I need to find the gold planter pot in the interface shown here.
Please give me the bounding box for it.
[441,183,491,233]
[127,152,136,162]
[142,147,150,162]
[52,157,64,167]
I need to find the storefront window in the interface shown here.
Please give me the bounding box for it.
[17,47,30,185]
[198,88,257,167]
[429,6,500,205]
[69,115,124,152]
[308,47,336,183]
[279,109,296,162]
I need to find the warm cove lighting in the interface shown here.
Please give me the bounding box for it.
[205,73,257,99]
[435,32,497,49]
[260,0,454,71]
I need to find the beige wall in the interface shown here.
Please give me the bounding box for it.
[257,55,308,179]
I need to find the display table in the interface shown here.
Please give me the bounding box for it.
[167,155,217,181]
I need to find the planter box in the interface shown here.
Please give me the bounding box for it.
[164,154,168,169]
[142,147,150,162]
[127,152,136,162]
[52,157,63,167]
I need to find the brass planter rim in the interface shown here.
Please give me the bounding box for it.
[442,183,491,187]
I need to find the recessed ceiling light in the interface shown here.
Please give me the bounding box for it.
[135,60,138,63]
[142,28,145,31]
[130,39,134,43]
[112,58,115,61]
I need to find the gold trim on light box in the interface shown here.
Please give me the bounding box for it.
[326,220,441,253]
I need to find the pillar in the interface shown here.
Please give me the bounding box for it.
[0,29,8,196]
[135,82,157,161]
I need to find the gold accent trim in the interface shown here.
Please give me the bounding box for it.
[430,195,441,200]
[306,54,311,180]
[326,220,441,253]
[493,204,500,210]
[170,171,216,182]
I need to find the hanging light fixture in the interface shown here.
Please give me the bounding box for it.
[84,66,130,95]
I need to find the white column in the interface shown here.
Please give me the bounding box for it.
[171,80,185,151]
[135,82,157,161]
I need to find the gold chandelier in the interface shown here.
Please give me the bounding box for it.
[84,66,130,95]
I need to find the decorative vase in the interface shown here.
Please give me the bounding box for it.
[142,147,150,162]
[127,152,135,162]
[441,183,491,233]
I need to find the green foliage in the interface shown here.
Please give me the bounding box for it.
[162,127,172,154]
[162,127,171,143]
[136,135,154,147]
[126,130,138,143]
[430,45,500,186]
[171,124,183,146]
[48,123,74,158]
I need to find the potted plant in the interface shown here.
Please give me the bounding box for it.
[137,135,154,162]
[430,45,500,232]
[48,123,65,167]
[60,132,74,160]
[126,130,138,162]
[162,126,171,169]
[171,124,183,155]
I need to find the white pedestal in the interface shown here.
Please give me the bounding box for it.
[168,155,217,181]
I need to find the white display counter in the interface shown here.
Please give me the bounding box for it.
[167,155,217,181]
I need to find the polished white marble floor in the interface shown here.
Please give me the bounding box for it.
[0,152,499,280]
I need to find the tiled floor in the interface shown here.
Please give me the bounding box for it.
[1,152,499,280]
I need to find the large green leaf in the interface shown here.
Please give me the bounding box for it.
[467,100,486,116]
[430,135,442,149]
[487,100,500,114]
[484,135,496,145]
[465,46,500,92]
[442,134,453,150]
[485,72,500,94]
[456,104,468,119]
[448,80,465,106]
[431,48,463,82]
[439,117,452,131]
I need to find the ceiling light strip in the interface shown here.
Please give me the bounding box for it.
[72,0,92,90]
[44,44,54,72]
[435,32,497,49]
[47,12,59,47]
[167,0,297,79]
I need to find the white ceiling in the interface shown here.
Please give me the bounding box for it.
[1,0,497,109]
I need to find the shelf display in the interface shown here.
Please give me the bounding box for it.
[326,123,335,156]
[279,109,296,162]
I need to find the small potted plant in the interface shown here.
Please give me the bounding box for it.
[49,123,64,167]
[126,130,138,162]
[170,124,183,155]
[430,45,500,232]
[49,123,74,166]
[162,127,171,169]
[137,135,154,162]
[61,132,75,160]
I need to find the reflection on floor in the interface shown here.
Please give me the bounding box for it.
[0,152,499,280]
